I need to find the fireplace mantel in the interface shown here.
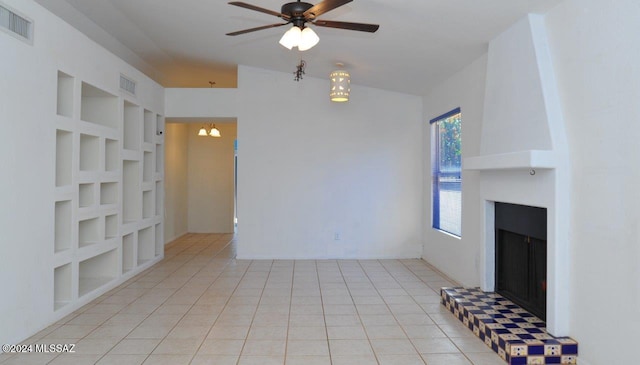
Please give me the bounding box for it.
[463,150,556,171]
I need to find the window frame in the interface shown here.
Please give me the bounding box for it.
[430,107,462,237]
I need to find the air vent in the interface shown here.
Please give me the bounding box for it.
[120,74,136,96]
[0,3,32,42]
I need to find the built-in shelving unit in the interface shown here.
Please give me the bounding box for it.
[52,70,164,313]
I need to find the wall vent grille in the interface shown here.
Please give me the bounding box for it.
[120,75,137,96]
[0,3,32,42]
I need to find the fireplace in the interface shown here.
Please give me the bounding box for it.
[495,202,547,320]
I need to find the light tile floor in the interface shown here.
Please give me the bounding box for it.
[0,233,505,365]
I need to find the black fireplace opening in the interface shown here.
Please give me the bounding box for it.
[495,203,547,321]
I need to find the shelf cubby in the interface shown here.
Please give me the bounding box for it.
[56,130,72,187]
[57,71,74,118]
[78,183,95,208]
[155,223,163,256]
[81,82,117,128]
[122,233,134,274]
[100,182,117,205]
[79,134,99,171]
[156,115,164,138]
[105,214,118,239]
[137,226,154,265]
[54,263,72,310]
[122,160,141,223]
[78,249,117,297]
[155,181,162,217]
[142,190,153,219]
[105,138,119,172]
[78,217,99,248]
[123,101,140,151]
[144,110,154,143]
[155,144,163,174]
[54,200,72,253]
[143,151,153,182]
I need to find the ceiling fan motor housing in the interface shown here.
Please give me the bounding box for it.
[282,1,314,27]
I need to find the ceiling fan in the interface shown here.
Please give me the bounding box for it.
[226,0,379,51]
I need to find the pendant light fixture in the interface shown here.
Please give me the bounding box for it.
[330,63,350,102]
[198,124,221,138]
[197,81,222,138]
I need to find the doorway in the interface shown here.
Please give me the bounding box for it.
[163,119,237,241]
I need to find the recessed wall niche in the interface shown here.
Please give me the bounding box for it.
[55,130,72,187]
[54,200,71,253]
[81,82,117,128]
[142,190,153,219]
[78,249,117,297]
[78,217,99,248]
[155,144,163,174]
[105,139,118,172]
[54,263,72,310]
[79,134,99,171]
[143,151,153,183]
[155,223,162,256]
[155,181,162,217]
[79,183,95,208]
[123,101,140,151]
[56,71,74,118]
[137,226,154,265]
[122,233,134,274]
[100,182,117,205]
[144,110,154,143]
[122,160,140,223]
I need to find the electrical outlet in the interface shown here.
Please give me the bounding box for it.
[334,232,341,240]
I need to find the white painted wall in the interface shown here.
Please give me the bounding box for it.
[422,55,487,286]
[546,1,640,364]
[236,66,423,259]
[165,88,238,118]
[0,0,164,345]
[187,123,236,233]
[164,123,189,242]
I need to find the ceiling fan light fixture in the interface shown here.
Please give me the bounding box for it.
[330,69,351,102]
[279,25,301,50]
[298,26,319,51]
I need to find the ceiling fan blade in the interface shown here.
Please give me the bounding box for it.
[226,23,289,36]
[228,2,290,19]
[314,19,379,32]
[303,0,353,19]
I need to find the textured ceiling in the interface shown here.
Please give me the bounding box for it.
[35,0,563,94]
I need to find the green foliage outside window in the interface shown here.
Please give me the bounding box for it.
[438,113,461,170]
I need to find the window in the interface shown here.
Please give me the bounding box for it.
[431,108,462,237]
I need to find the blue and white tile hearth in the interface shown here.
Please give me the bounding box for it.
[441,287,578,365]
